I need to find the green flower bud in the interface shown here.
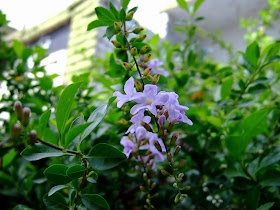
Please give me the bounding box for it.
[152,74,160,84]
[174,145,181,156]
[170,132,178,146]
[161,169,170,176]
[114,22,121,32]
[143,173,148,181]
[125,11,134,21]
[147,75,153,81]
[28,130,37,146]
[21,107,31,127]
[151,182,156,189]
[141,121,153,132]
[140,45,149,54]
[133,27,144,34]
[143,67,152,76]
[174,193,180,204]
[143,53,152,63]
[167,152,172,162]
[167,119,177,132]
[14,101,22,120]
[154,141,162,152]
[140,185,145,191]
[111,40,122,48]
[178,173,184,178]
[122,62,131,71]
[136,34,147,42]
[134,80,143,91]
[130,47,138,56]
[11,123,21,141]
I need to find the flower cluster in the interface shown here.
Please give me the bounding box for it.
[147,59,170,77]
[114,76,192,161]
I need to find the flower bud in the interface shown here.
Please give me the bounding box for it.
[143,54,151,63]
[154,141,162,152]
[11,123,21,140]
[140,46,149,55]
[174,193,180,204]
[125,11,134,21]
[173,182,178,188]
[151,182,156,189]
[136,34,147,42]
[140,121,153,132]
[161,169,170,176]
[148,159,154,170]
[133,27,144,34]
[178,173,184,178]
[28,130,37,146]
[143,173,148,181]
[174,145,181,156]
[111,40,122,48]
[134,80,143,91]
[158,115,166,127]
[140,185,145,191]
[14,101,23,120]
[114,22,121,32]
[167,119,176,133]
[143,67,152,76]
[167,152,172,162]
[122,62,131,71]
[21,107,31,127]
[152,74,160,85]
[147,75,153,81]
[170,132,178,146]
[135,165,141,175]
[130,47,138,56]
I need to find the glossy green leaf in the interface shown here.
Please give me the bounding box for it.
[245,41,260,67]
[81,194,110,210]
[87,20,108,31]
[66,165,85,179]
[48,185,69,197]
[43,192,68,210]
[13,204,33,210]
[38,110,51,138]
[86,143,126,170]
[122,0,130,10]
[114,48,128,62]
[128,6,138,13]
[81,97,116,140]
[225,136,250,160]
[221,76,234,100]
[65,122,91,147]
[257,203,274,210]
[2,148,18,169]
[13,40,24,58]
[56,82,81,135]
[176,0,189,11]
[193,0,204,15]
[21,144,71,161]
[44,164,72,185]
[258,146,280,171]
[95,7,115,25]
[106,25,117,40]
[119,8,126,22]
[109,1,119,20]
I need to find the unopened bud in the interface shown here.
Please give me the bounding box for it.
[111,40,122,48]
[21,107,31,127]
[148,159,154,170]
[143,54,152,63]
[143,173,148,181]
[167,119,176,133]
[154,141,162,152]
[147,75,153,81]
[28,130,37,146]
[170,132,178,146]
[133,27,144,34]
[158,115,166,127]
[134,80,143,91]
[114,22,121,32]
[135,165,141,174]
[151,182,156,189]
[173,182,178,188]
[125,11,134,21]
[174,193,180,204]
[167,152,172,162]
[123,62,131,71]
[143,67,152,76]
[178,173,184,178]
[140,45,149,54]
[14,101,22,120]
[141,122,153,132]
[136,34,147,42]
[11,123,21,140]
[152,74,160,84]
[174,145,181,156]
[130,47,138,56]
[161,169,170,176]
[140,185,145,191]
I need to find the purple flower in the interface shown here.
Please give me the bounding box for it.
[147,59,169,77]
[120,136,135,157]
[146,132,166,161]
[113,77,138,108]
[126,110,151,134]
[131,85,169,115]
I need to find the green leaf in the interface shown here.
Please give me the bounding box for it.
[221,76,234,100]
[38,110,51,139]
[245,41,260,67]
[119,9,126,22]
[131,42,151,53]
[2,148,18,169]
[48,185,69,197]
[39,76,53,91]
[44,164,72,185]
[13,40,25,58]
[21,144,71,161]
[43,192,68,210]
[116,34,126,46]
[81,194,110,210]
[95,7,116,25]
[106,25,117,40]
[13,204,33,210]
[86,143,126,170]
[114,48,128,62]
[66,165,85,179]
[56,82,81,135]
[257,203,274,210]
[87,20,108,31]
[258,146,280,171]
[193,0,204,15]
[109,1,119,20]
[206,116,222,128]
[81,97,116,141]
[225,136,250,160]
[122,0,130,10]
[224,162,250,179]
[176,0,189,11]
[128,7,138,13]
[65,122,91,147]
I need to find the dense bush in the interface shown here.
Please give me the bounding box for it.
[0,0,280,209]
